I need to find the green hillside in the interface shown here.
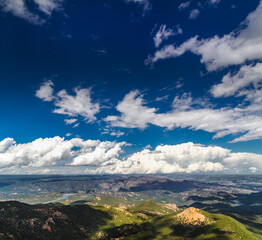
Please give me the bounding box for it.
[85,195,132,207]
[126,208,261,240]
[129,199,176,215]
[0,200,261,240]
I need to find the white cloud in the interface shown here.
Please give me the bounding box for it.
[0,137,73,168]
[211,63,262,98]
[53,88,100,122]
[207,62,262,142]
[1,137,262,174]
[36,81,100,124]
[110,130,125,137]
[69,141,125,166]
[34,0,62,15]
[0,137,126,169]
[178,1,190,10]
[0,0,63,24]
[0,138,15,153]
[101,128,125,138]
[239,88,262,105]
[86,142,262,174]
[35,80,54,102]
[73,123,79,128]
[143,2,262,143]
[224,152,262,172]
[105,90,262,143]
[64,118,78,125]
[155,95,169,102]
[189,9,200,20]
[125,0,151,14]
[153,25,182,48]
[145,36,199,66]
[104,90,156,129]
[146,1,262,71]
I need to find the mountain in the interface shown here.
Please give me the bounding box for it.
[0,200,260,240]
[0,201,110,240]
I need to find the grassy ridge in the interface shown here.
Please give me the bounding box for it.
[0,199,261,240]
[98,201,262,240]
[129,199,176,215]
[124,210,261,240]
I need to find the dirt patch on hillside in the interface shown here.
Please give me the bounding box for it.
[165,203,178,211]
[175,207,209,225]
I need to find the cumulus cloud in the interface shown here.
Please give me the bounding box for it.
[0,138,15,153]
[0,137,126,169]
[104,90,156,129]
[146,1,262,71]
[36,80,100,124]
[188,9,200,20]
[105,90,262,142]
[0,0,63,24]
[211,63,262,98]
[53,88,100,122]
[35,80,54,102]
[69,141,125,166]
[86,142,262,174]
[0,136,73,168]
[1,137,262,174]
[153,25,182,48]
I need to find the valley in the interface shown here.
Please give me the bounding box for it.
[0,175,262,239]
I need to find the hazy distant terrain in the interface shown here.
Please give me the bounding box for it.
[0,175,262,239]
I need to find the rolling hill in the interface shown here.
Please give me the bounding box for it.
[0,199,261,240]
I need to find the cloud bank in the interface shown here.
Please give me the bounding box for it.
[0,137,125,169]
[1,137,261,174]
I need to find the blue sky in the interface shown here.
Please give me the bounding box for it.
[0,0,262,174]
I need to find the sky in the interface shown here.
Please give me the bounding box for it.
[0,0,262,174]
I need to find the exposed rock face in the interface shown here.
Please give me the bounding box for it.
[165,203,178,211]
[175,207,208,225]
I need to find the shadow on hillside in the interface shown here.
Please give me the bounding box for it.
[170,217,232,240]
[98,213,235,240]
[0,201,112,240]
[143,215,232,240]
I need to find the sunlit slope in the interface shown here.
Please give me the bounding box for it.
[129,199,176,215]
[125,206,262,240]
[0,200,261,240]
